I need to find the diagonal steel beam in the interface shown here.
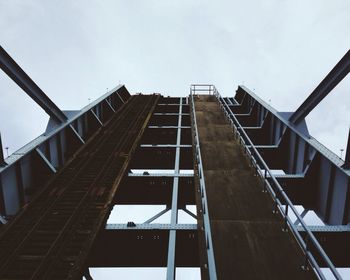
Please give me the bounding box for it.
[182,207,197,220]
[290,50,350,125]
[0,46,67,124]
[143,207,170,224]
[0,133,5,166]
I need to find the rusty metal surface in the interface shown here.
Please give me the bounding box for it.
[0,94,159,279]
[194,95,316,280]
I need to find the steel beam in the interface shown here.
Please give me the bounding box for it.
[343,128,350,169]
[35,148,57,174]
[182,207,197,220]
[166,97,182,280]
[106,223,197,230]
[88,227,198,268]
[0,85,130,216]
[0,134,5,166]
[128,173,193,177]
[290,50,350,125]
[90,109,103,126]
[148,126,191,129]
[83,269,94,280]
[105,99,116,112]
[0,46,67,124]
[143,208,170,224]
[140,144,192,148]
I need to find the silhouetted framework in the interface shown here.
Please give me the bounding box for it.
[0,47,350,279]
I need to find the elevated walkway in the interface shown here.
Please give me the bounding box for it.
[194,95,316,279]
[0,95,159,279]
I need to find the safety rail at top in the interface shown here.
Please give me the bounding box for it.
[189,89,217,280]
[0,85,131,218]
[190,83,341,280]
[190,84,215,95]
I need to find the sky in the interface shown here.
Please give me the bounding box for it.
[1,1,350,279]
[1,0,350,156]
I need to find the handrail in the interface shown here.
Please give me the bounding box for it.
[190,84,341,280]
[189,88,217,279]
[208,85,342,280]
[191,84,215,95]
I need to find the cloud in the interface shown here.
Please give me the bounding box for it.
[1,0,350,161]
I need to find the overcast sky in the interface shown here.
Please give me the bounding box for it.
[1,0,350,156]
[1,1,350,279]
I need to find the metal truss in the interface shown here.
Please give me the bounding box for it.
[0,46,67,124]
[206,84,343,279]
[2,45,349,279]
[214,84,350,226]
[290,50,350,125]
[0,84,130,216]
[90,96,201,279]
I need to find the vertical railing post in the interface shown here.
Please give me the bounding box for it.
[283,204,289,232]
[302,236,310,271]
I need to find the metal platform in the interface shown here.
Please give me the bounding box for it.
[193,95,316,280]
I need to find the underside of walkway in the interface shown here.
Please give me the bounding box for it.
[194,95,316,280]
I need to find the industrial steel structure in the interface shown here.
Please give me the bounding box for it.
[0,46,350,279]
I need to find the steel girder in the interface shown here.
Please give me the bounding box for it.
[290,50,350,125]
[0,85,130,216]
[227,85,350,225]
[0,46,67,124]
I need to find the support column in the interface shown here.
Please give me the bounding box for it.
[166,98,182,280]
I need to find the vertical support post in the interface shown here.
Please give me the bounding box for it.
[166,98,182,280]
[0,133,5,166]
[0,174,6,217]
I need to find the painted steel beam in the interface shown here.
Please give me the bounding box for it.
[290,50,350,125]
[35,148,57,174]
[227,85,350,225]
[0,46,67,123]
[0,85,130,216]
[140,144,192,148]
[167,98,183,280]
[298,225,350,267]
[343,128,350,169]
[128,173,193,177]
[88,228,198,267]
[0,134,5,167]
[143,208,170,224]
[114,175,195,205]
[106,223,197,230]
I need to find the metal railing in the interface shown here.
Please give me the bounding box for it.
[191,84,215,95]
[191,84,341,280]
[189,87,217,280]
